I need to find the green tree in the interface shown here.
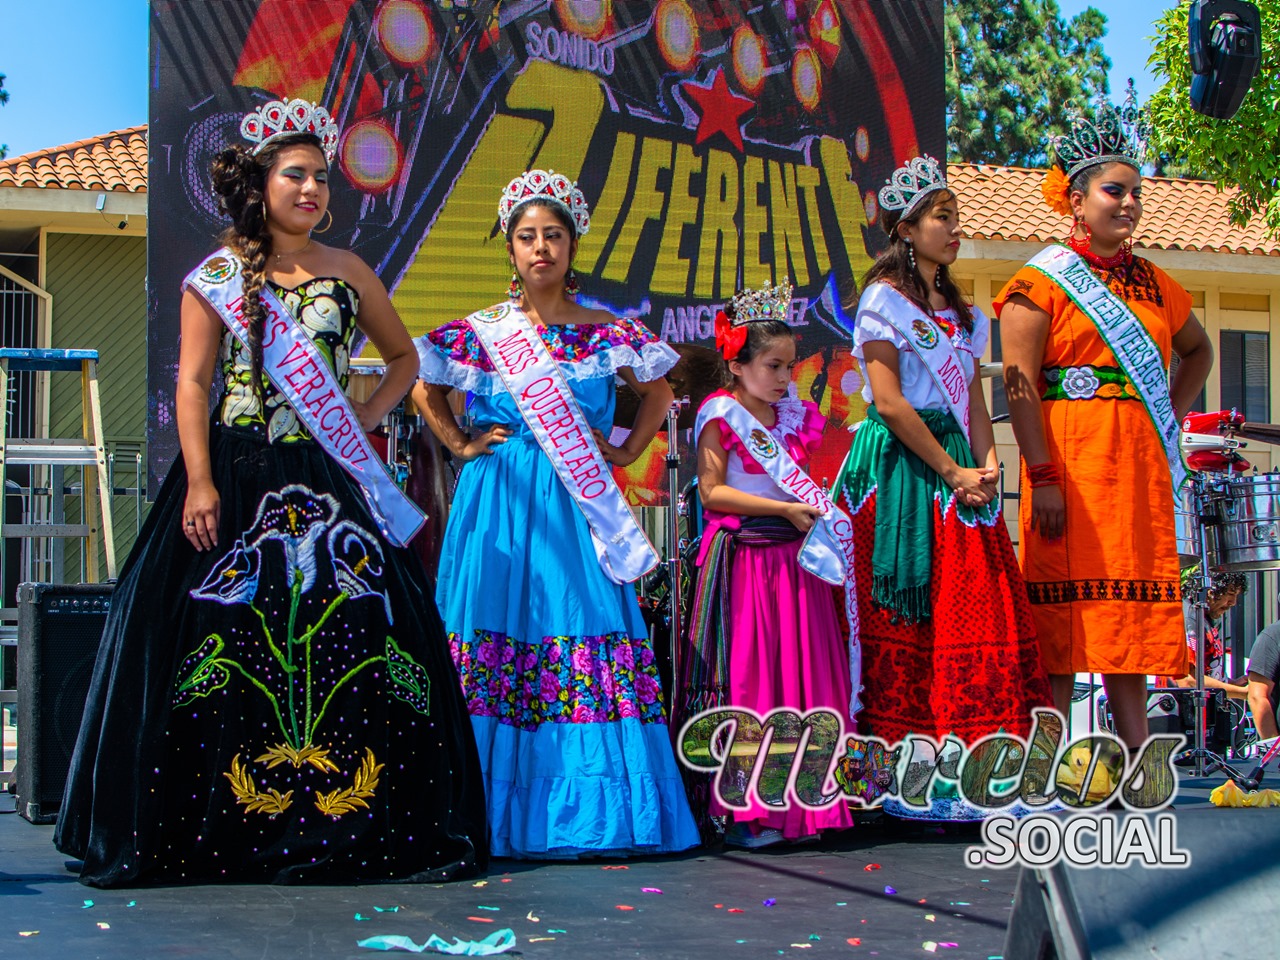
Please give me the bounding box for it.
[1147,2,1280,233]
[0,73,8,160]
[946,0,1112,166]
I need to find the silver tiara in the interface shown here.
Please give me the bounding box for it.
[729,281,793,325]
[878,155,946,219]
[1049,79,1149,179]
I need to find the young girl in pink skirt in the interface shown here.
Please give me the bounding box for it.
[679,283,855,848]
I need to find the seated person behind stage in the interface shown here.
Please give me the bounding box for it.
[1166,569,1250,699]
[1247,619,1280,741]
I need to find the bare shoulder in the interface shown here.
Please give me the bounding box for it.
[573,304,618,325]
[313,245,383,293]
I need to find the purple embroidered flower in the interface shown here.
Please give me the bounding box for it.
[638,645,655,667]
[571,645,594,676]
[190,539,260,606]
[634,672,659,705]
[547,643,563,664]
[477,639,505,669]
[327,520,392,623]
[618,698,639,719]
[246,484,339,595]
[539,669,561,702]
[614,641,635,670]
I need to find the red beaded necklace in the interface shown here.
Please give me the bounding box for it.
[1068,224,1133,271]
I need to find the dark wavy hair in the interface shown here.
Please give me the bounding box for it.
[722,303,793,387]
[209,131,325,402]
[857,187,973,333]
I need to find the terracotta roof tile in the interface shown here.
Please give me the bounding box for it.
[949,162,1280,257]
[0,126,147,193]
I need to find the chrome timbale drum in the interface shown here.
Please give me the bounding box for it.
[1207,473,1280,573]
[1174,482,1201,569]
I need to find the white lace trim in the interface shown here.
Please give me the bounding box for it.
[772,386,809,442]
[416,337,679,396]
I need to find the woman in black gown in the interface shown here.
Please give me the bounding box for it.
[53,100,488,886]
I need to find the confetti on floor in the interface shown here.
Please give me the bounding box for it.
[641,888,663,894]
[18,932,38,937]
[126,901,137,908]
[97,922,111,930]
[82,900,94,909]
[864,864,881,871]
[525,911,540,923]
[884,887,897,895]
[601,865,629,870]
[467,917,496,923]
[472,881,488,888]
[615,905,634,911]
[847,938,861,946]
[477,906,499,912]
[355,914,372,922]
[924,943,938,953]
[374,907,401,913]
[728,908,745,914]
[763,899,776,907]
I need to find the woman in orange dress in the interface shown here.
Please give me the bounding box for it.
[996,89,1213,748]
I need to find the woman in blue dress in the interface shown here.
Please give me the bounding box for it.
[414,170,700,858]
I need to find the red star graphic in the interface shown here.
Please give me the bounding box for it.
[681,67,755,153]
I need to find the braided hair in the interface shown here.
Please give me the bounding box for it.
[209,131,324,403]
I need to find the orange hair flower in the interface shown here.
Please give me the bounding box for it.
[1041,167,1073,217]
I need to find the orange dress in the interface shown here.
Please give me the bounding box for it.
[994,254,1192,675]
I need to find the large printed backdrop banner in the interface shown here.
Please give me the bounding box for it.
[148,0,944,502]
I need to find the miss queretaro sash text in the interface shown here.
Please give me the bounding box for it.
[465,302,659,585]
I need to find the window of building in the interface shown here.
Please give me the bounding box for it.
[1219,330,1270,422]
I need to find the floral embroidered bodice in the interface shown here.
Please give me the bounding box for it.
[216,277,360,442]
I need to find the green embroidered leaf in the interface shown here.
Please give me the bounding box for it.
[385,637,430,715]
[173,634,231,706]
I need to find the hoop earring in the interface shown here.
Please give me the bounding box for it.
[313,209,334,234]
[904,238,917,272]
[564,268,580,299]
[508,271,522,302]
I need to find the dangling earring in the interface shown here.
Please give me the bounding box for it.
[313,209,334,234]
[935,264,945,291]
[564,268,580,299]
[904,238,917,272]
[508,271,523,302]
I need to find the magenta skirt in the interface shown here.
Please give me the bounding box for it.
[708,539,856,838]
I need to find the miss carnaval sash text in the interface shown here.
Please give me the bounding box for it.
[465,302,659,584]
[183,249,426,547]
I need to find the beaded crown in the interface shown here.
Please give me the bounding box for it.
[728,281,793,325]
[240,98,339,163]
[878,155,946,219]
[1050,80,1149,178]
[498,169,591,236]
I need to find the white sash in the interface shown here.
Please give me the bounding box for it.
[1025,245,1187,492]
[859,284,972,440]
[183,248,426,547]
[695,395,856,587]
[465,302,659,585]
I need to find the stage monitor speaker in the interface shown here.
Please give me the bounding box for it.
[1188,0,1262,120]
[1004,808,1280,958]
[14,582,112,824]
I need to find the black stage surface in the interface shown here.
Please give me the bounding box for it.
[0,769,1274,960]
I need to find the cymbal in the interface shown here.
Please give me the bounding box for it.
[615,343,724,430]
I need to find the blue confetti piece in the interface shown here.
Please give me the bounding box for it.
[836,902,848,906]
[763,898,776,907]
[884,886,897,895]
[356,913,372,921]
[357,928,517,954]
[476,905,499,911]
[82,900,94,909]
[126,901,137,908]
[374,907,400,913]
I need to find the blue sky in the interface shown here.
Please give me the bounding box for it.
[0,0,1179,158]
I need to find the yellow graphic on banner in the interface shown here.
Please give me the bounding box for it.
[393,62,874,341]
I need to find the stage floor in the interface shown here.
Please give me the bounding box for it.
[0,768,1268,960]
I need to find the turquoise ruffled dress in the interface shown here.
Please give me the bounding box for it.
[417,314,700,859]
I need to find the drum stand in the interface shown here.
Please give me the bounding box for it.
[664,397,689,654]
[1184,474,1256,784]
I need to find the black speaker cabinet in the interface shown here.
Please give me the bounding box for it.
[14,582,112,824]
